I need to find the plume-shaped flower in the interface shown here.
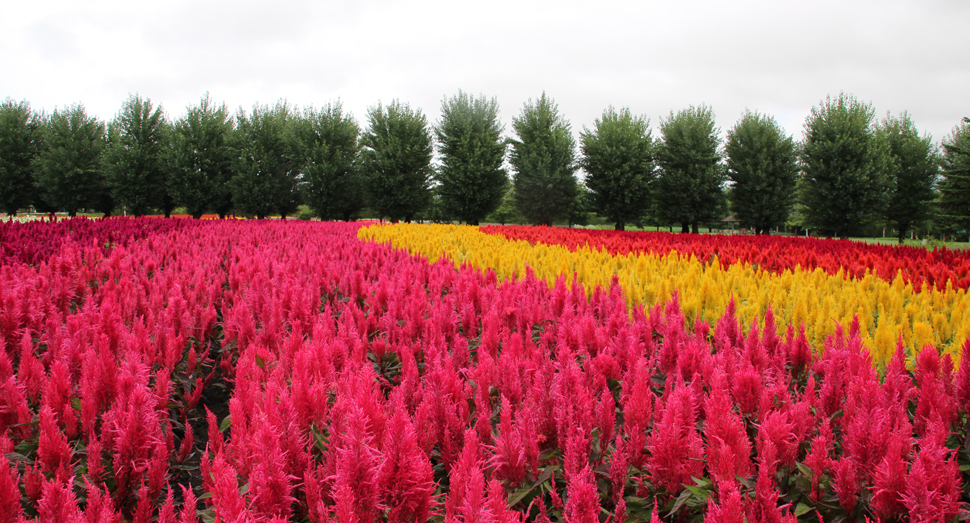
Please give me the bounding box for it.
[379,409,436,523]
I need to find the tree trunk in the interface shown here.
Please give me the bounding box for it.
[615,221,625,231]
[691,222,699,234]
[681,223,690,233]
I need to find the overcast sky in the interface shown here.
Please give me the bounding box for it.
[4,0,969,146]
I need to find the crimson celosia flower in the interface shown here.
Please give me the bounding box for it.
[870,428,911,521]
[37,405,73,482]
[0,454,21,522]
[804,420,833,504]
[330,406,381,523]
[706,482,744,523]
[83,477,121,523]
[201,452,246,523]
[900,418,962,523]
[954,338,970,416]
[703,378,753,490]
[646,383,704,496]
[832,457,859,515]
[379,409,436,523]
[37,476,83,523]
[564,464,599,523]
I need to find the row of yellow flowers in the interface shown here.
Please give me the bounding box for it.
[360,223,969,367]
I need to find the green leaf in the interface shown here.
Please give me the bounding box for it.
[683,485,710,500]
[219,415,232,433]
[794,502,814,517]
[668,489,693,516]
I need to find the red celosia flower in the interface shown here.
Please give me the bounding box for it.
[900,418,962,523]
[330,406,381,523]
[646,383,704,496]
[0,454,21,522]
[564,463,599,523]
[804,420,833,504]
[870,428,911,521]
[703,378,753,490]
[832,457,859,515]
[706,482,744,523]
[608,434,629,503]
[202,452,246,523]
[37,476,83,523]
[37,405,73,482]
[954,338,970,416]
[489,396,527,487]
[379,409,436,523]
[83,477,122,523]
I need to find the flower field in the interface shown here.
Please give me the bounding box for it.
[1,219,968,522]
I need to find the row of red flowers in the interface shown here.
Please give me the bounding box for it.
[480,225,970,292]
[0,218,968,522]
[0,217,200,267]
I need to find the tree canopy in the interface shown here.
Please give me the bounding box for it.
[0,99,43,215]
[938,117,970,239]
[229,101,300,219]
[103,94,169,216]
[167,94,237,218]
[654,105,724,233]
[435,91,508,225]
[799,93,890,238]
[360,100,434,223]
[580,106,655,230]
[292,102,363,221]
[879,112,939,243]
[32,104,108,217]
[725,111,798,234]
[510,93,578,226]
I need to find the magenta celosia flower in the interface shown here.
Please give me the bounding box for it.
[202,452,247,523]
[706,482,744,523]
[0,454,21,522]
[954,338,970,416]
[329,406,381,523]
[832,457,859,515]
[37,476,83,523]
[870,429,911,521]
[900,418,962,523]
[646,383,704,496]
[704,381,753,490]
[379,409,436,523]
[37,405,73,482]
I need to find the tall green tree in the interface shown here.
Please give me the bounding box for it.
[435,91,508,225]
[725,111,798,234]
[879,112,939,243]
[655,104,724,233]
[580,106,655,230]
[510,93,577,226]
[230,100,300,219]
[32,104,107,216]
[938,117,970,239]
[291,102,363,221]
[168,94,237,218]
[103,94,169,216]
[799,93,891,238]
[360,100,433,222]
[0,99,43,215]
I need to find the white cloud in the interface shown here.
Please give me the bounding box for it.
[3,0,968,143]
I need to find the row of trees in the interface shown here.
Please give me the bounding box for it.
[1,92,968,239]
